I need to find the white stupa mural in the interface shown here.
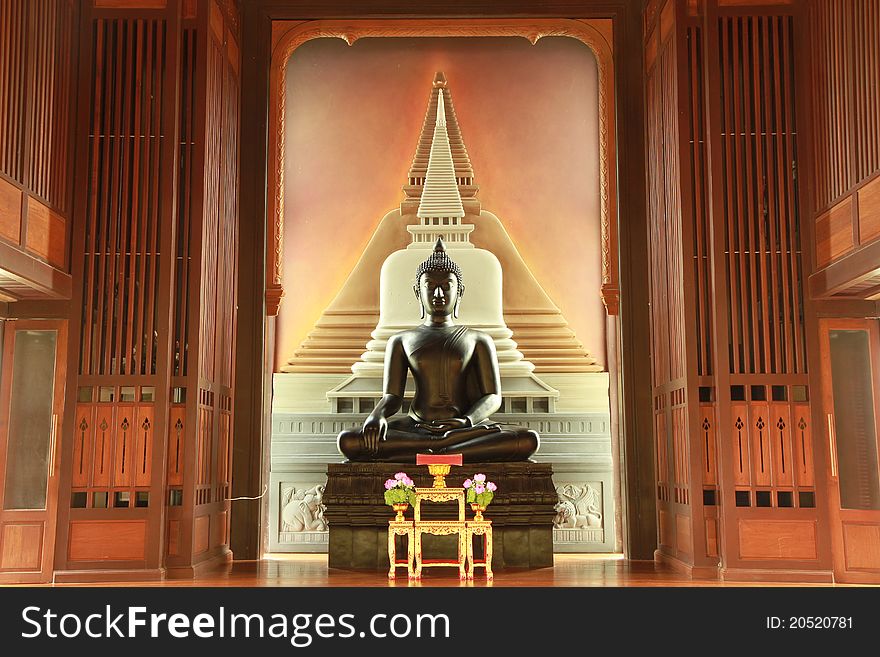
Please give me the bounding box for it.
[269,72,614,554]
[283,72,601,376]
[330,77,554,408]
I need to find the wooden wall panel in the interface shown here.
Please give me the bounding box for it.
[25,197,66,267]
[738,520,817,560]
[659,508,673,548]
[842,524,880,571]
[68,521,146,561]
[193,515,209,554]
[0,178,22,244]
[705,519,717,558]
[815,197,854,267]
[167,519,180,556]
[675,514,692,556]
[858,175,880,244]
[212,510,227,548]
[0,524,43,570]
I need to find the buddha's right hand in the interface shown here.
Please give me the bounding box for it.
[361,414,387,454]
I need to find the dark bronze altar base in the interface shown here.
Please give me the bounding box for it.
[323,461,556,570]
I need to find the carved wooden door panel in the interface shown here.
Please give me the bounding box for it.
[819,318,880,583]
[0,319,67,583]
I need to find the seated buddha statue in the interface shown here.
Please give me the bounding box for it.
[337,239,539,463]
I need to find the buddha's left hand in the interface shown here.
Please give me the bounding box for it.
[417,417,471,434]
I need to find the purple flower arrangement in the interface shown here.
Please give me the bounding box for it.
[383,472,417,506]
[462,473,497,507]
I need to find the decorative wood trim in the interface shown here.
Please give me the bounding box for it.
[265,18,619,315]
[653,548,720,579]
[0,240,72,299]
[809,237,880,298]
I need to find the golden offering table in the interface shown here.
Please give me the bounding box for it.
[386,454,493,580]
[387,520,414,580]
[414,486,465,521]
[466,519,493,579]
[413,519,467,579]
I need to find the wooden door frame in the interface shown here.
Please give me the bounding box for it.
[234,0,653,561]
[818,317,880,583]
[0,318,67,583]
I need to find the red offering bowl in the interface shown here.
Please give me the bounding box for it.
[416,453,462,487]
[415,454,463,466]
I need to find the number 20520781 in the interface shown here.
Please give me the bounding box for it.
[766,617,853,629]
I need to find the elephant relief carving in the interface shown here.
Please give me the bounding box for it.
[281,484,328,532]
[553,483,601,529]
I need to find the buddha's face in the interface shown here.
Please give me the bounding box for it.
[417,270,461,317]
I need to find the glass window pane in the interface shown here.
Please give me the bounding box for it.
[3,330,57,510]
[830,329,880,510]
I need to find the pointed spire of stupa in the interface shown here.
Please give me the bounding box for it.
[402,72,480,215]
[417,89,465,220]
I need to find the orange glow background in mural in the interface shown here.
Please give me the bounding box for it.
[278,36,603,370]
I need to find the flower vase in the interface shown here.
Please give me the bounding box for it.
[392,503,409,522]
[471,503,486,521]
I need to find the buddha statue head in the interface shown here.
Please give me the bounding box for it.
[413,238,465,320]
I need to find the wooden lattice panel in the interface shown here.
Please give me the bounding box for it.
[810,0,880,210]
[173,27,197,378]
[718,14,806,376]
[686,26,713,377]
[646,34,686,387]
[0,0,75,212]
[80,18,168,376]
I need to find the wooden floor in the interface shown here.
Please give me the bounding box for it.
[32,554,866,587]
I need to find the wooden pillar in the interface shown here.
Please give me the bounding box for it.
[166,0,240,578]
[644,0,716,577]
[645,0,832,580]
[54,0,239,581]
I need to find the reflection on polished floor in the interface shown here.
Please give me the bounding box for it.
[24,554,868,587]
